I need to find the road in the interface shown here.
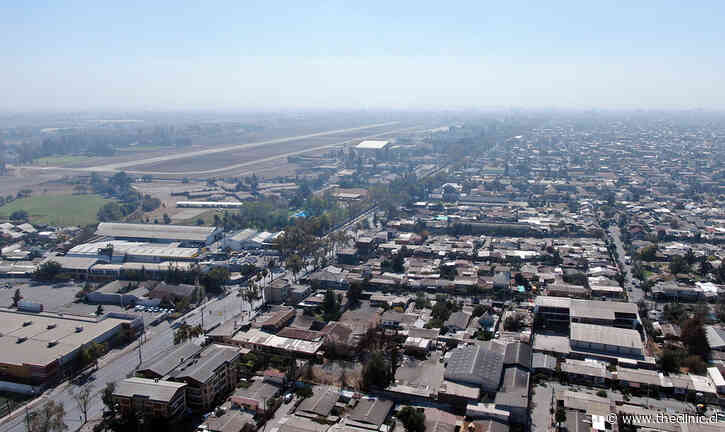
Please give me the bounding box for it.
[608,225,645,304]
[0,292,261,432]
[530,383,553,432]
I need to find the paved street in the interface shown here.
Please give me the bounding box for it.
[0,291,261,432]
[530,383,553,432]
[608,225,645,304]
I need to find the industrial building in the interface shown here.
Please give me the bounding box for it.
[0,310,142,386]
[176,201,244,209]
[355,140,390,151]
[67,240,200,263]
[570,323,645,359]
[95,222,221,245]
[444,343,505,394]
[223,229,282,250]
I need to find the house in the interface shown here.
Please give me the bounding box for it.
[230,380,280,414]
[403,337,433,355]
[197,410,254,432]
[252,308,296,332]
[148,282,197,302]
[266,279,291,305]
[345,398,394,431]
[307,269,350,290]
[320,322,357,355]
[445,311,472,332]
[296,386,340,418]
[337,248,359,265]
[381,311,415,329]
[112,377,187,420]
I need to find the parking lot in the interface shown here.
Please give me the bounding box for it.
[0,280,81,311]
[0,280,171,326]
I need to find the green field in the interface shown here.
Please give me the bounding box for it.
[0,194,112,226]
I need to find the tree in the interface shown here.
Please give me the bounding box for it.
[472,304,488,317]
[101,382,116,413]
[362,352,391,390]
[669,255,690,275]
[431,299,454,323]
[80,342,106,367]
[682,355,707,375]
[681,317,710,357]
[660,348,684,373]
[295,386,313,399]
[286,254,304,282]
[397,407,425,432]
[503,313,523,332]
[34,261,62,282]
[555,407,567,430]
[174,323,204,344]
[201,267,230,295]
[323,289,341,321]
[12,288,22,307]
[10,210,28,221]
[348,281,363,306]
[97,202,124,222]
[415,292,429,309]
[26,400,67,432]
[392,252,405,273]
[72,384,93,424]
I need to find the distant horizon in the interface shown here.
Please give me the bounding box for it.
[2,2,725,111]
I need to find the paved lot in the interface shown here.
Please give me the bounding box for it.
[266,393,298,432]
[530,383,553,432]
[0,282,81,311]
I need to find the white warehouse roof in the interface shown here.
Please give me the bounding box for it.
[96,222,217,242]
[355,140,390,150]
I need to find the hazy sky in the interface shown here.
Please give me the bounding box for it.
[2,1,724,111]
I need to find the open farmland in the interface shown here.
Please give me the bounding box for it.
[0,194,111,226]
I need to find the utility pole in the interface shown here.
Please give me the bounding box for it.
[138,330,144,365]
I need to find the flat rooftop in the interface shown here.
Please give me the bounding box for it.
[570,323,643,350]
[0,310,133,367]
[69,241,199,260]
[355,140,390,150]
[96,222,216,242]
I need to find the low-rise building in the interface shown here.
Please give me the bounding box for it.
[112,377,187,420]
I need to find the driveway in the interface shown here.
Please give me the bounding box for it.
[530,383,553,432]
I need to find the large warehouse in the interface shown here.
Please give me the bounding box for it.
[67,240,200,263]
[0,310,142,386]
[95,223,221,246]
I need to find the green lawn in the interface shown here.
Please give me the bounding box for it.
[0,194,112,226]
